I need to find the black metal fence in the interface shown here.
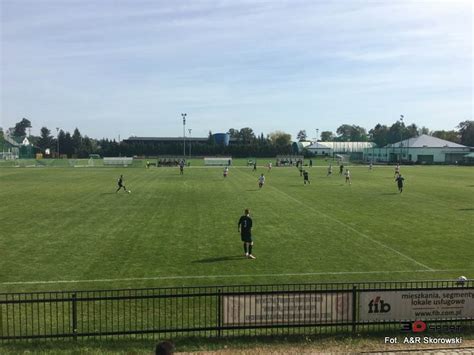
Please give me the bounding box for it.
[1,280,473,341]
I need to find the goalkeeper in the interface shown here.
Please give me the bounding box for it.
[238,209,256,259]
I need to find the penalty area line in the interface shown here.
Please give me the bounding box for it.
[1,269,467,286]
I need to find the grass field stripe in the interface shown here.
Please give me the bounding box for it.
[1,269,467,285]
[234,167,434,271]
[242,170,436,271]
[272,186,434,271]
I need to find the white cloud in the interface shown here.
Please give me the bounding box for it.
[1,0,472,137]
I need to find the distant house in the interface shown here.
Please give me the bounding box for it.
[5,135,30,146]
[364,134,470,164]
[292,141,313,154]
[304,142,332,156]
[1,135,33,159]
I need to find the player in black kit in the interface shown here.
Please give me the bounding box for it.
[238,209,255,259]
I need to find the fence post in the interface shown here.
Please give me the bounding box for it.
[217,289,222,338]
[352,286,357,334]
[72,293,78,340]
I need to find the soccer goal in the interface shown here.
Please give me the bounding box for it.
[203,157,232,166]
[103,157,134,166]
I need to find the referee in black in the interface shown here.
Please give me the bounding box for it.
[238,209,256,259]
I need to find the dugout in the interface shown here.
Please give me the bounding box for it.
[157,157,183,167]
[276,155,304,167]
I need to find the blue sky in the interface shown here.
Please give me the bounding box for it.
[1,0,472,140]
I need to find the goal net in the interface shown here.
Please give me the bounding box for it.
[204,157,232,166]
[103,157,134,166]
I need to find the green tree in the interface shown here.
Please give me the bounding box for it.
[72,128,82,156]
[419,126,430,135]
[0,128,4,150]
[336,124,367,141]
[268,131,292,151]
[37,127,54,151]
[336,124,352,141]
[296,130,307,141]
[57,129,66,156]
[320,131,334,141]
[12,118,32,137]
[387,121,405,144]
[63,132,74,157]
[457,120,474,146]
[239,127,256,144]
[207,130,214,145]
[369,124,389,147]
[431,130,460,143]
[406,123,419,138]
[350,125,368,141]
[228,128,240,139]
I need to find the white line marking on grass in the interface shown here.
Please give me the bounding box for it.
[268,184,434,271]
[1,269,467,285]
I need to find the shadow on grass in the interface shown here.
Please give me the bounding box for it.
[101,192,118,195]
[380,192,398,195]
[458,208,474,211]
[192,255,245,263]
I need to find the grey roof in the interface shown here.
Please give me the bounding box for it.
[3,134,23,146]
[306,142,332,149]
[126,136,239,143]
[294,141,313,148]
[389,134,467,148]
[125,137,209,142]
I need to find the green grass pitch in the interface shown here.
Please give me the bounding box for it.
[0,163,473,293]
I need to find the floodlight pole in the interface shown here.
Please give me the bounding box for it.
[316,128,319,142]
[181,113,187,158]
[56,127,60,159]
[188,128,192,158]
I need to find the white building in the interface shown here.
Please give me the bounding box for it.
[305,141,375,156]
[365,134,470,164]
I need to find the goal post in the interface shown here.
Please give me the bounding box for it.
[103,157,134,166]
[203,157,232,166]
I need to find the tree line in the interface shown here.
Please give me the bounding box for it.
[296,120,473,148]
[2,118,473,159]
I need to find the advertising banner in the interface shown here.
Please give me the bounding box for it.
[223,292,352,326]
[359,289,474,322]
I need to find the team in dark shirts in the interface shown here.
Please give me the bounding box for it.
[395,174,405,193]
[116,161,407,262]
[238,209,255,259]
[116,175,130,193]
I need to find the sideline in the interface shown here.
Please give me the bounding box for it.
[1,269,467,285]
